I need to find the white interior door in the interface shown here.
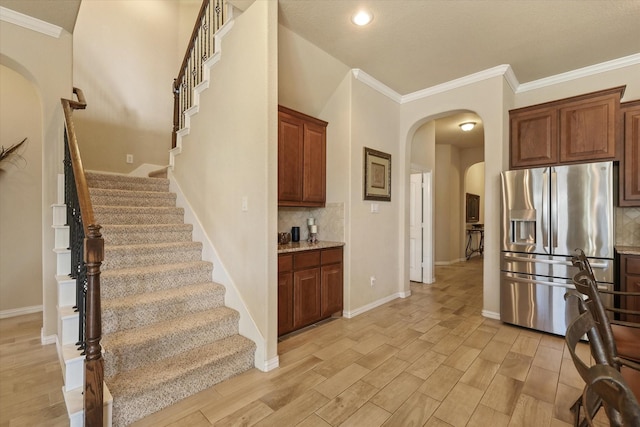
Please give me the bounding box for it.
[410,174,423,282]
[410,172,434,284]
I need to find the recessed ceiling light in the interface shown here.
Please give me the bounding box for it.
[459,122,476,132]
[352,10,373,26]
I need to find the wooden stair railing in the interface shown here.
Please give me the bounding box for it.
[172,0,227,148]
[61,87,105,427]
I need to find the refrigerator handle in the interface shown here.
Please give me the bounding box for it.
[542,169,549,251]
[551,169,558,250]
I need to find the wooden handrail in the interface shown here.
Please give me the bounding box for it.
[61,88,104,427]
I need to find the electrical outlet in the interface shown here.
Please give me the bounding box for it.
[370,276,376,287]
[126,154,133,164]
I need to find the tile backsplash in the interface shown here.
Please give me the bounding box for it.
[278,202,345,243]
[616,207,640,246]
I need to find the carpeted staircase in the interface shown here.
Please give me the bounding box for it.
[86,172,256,426]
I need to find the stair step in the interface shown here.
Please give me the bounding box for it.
[90,187,177,207]
[86,172,169,192]
[64,382,113,427]
[102,241,203,270]
[103,307,240,379]
[94,205,184,225]
[102,282,226,334]
[100,223,193,246]
[107,334,255,426]
[101,261,213,299]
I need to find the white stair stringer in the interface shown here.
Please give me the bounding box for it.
[170,6,236,169]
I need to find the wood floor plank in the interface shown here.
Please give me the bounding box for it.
[338,401,391,427]
[315,379,378,425]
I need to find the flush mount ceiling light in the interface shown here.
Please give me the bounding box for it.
[351,10,373,26]
[459,122,476,132]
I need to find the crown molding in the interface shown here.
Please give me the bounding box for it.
[517,53,640,93]
[351,69,402,103]
[402,65,515,104]
[0,6,63,38]
[353,53,638,104]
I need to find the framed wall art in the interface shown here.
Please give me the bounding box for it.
[363,147,391,201]
[466,193,480,223]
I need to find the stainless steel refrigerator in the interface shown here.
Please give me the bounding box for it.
[500,161,614,335]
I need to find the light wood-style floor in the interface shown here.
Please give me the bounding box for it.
[1,258,608,426]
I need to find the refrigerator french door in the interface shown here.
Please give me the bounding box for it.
[500,161,614,335]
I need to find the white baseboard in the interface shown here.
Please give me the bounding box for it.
[344,292,407,319]
[0,305,42,319]
[261,356,279,372]
[482,310,500,320]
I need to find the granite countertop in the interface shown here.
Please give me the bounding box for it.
[278,240,345,254]
[616,246,640,256]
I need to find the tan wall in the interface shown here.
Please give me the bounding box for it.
[400,76,510,316]
[0,65,42,314]
[73,0,197,173]
[0,20,72,336]
[172,0,278,363]
[410,121,436,172]
[348,77,404,310]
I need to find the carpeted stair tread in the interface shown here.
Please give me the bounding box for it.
[102,282,226,334]
[103,307,240,378]
[101,261,213,299]
[102,241,203,270]
[94,205,185,225]
[90,187,177,207]
[99,223,193,246]
[86,171,169,193]
[107,334,255,426]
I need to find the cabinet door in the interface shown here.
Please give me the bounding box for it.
[293,268,321,329]
[278,272,294,336]
[321,263,343,317]
[621,101,640,206]
[510,106,558,168]
[278,112,304,203]
[302,122,326,204]
[559,93,619,163]
[620,256,640,324]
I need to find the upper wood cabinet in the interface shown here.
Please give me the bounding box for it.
[510,86,625,169]
[619,100,640,206]
[278,106,327,207]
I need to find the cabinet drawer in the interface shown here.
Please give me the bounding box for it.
[625,256,640,275]
[278,254,293,273]
[321,247,343,265]
[294,250,320,269]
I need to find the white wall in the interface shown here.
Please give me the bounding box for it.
[73,0,197,173]
[0,65,42,315]
[172,0,278,365]
[0,20,73,337]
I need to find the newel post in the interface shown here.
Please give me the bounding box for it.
[84,224,104,427]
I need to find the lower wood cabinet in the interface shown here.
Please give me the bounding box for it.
[619,254,640,324]
[278,247,343,336]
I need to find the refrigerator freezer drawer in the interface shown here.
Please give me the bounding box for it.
[500,272,612,336]
[501,252,614,284]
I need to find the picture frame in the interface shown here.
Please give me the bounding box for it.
[363,147,391,201]
[466,193,480,223]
